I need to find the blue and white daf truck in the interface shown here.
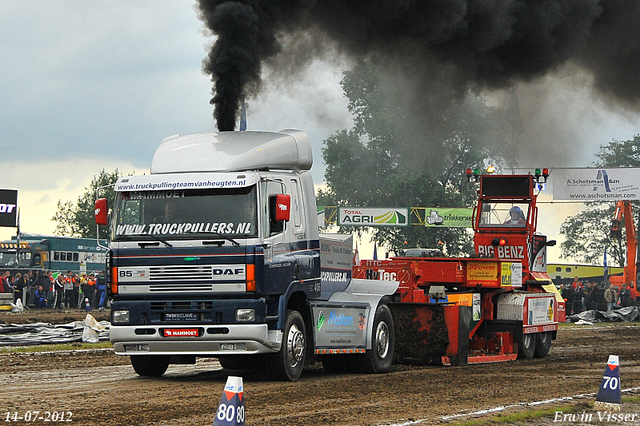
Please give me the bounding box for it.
[96,130,398,380]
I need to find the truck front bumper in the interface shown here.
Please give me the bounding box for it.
[111,324,283,356]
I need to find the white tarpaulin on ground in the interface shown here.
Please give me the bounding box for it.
[568,306,639,323]
[0,314,110,345]
[553,168,640,201]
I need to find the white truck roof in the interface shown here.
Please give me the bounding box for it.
[150,129,313,174]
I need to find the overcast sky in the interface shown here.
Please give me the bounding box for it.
[0,1,350,241]
[2,1,640,263]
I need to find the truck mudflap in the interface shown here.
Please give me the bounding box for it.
[110,324,283,356]
[310,303,369,354]
[309,278,398,353]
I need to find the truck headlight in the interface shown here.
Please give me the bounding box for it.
[112,310,130,323]
[235,309,255,322]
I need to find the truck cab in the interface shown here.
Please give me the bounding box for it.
[473,173,551,279]
[100,130,397,380]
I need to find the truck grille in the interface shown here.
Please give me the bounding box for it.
[149,265,213,281]
[117,264,246,294]
[150,301,214,311]
[149,283,216,293]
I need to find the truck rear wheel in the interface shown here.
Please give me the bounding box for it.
[352,304,394,374]
[269,310,306,381]
[534,331,553,358]
[518,333,536,360]
[130,355,170,377]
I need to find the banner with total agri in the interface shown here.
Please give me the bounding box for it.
[338,207,408,227]
[552,168,640,201]
[0,189,18,228]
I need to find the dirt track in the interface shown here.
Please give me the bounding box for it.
[1,310,640,425]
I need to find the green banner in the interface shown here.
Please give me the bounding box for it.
[424,208,473,228]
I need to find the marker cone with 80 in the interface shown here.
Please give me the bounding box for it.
[213,376,245,426]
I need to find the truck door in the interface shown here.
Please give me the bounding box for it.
[261,179,297,293]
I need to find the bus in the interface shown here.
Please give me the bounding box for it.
[547,263,624,286]
[0,234,107,274]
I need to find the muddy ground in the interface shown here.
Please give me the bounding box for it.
[0,310,639,425]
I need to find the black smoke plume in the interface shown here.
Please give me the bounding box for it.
[197,1,281,131]
[197,0,640,131]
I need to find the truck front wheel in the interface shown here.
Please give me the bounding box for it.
[130,355,170,377]
[269,310,306,381]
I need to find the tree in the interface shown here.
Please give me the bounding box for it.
[595,135,640,167]
[559,135,640,266]
[52,169,121,240]
[318,61,503,255]
[559,204,623,266]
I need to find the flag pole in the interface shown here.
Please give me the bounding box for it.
[15,208,20,267]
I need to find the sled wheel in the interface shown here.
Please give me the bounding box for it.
[534,331,553,358]
[130,355,170,377]
[269,310,306,381]
[352,305,394,374]
[518,332,536,360]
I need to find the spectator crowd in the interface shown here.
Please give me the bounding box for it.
[560,276,633,316]
[3,270,632,316]
[0,269,108,311]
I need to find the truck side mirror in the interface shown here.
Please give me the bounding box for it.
[273,194,291,222]
[95,198,108,225]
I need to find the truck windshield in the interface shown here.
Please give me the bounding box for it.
[113,186,258,240]
[0,251,31,267]
[0,252,18,267]
[478,202,529,228]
